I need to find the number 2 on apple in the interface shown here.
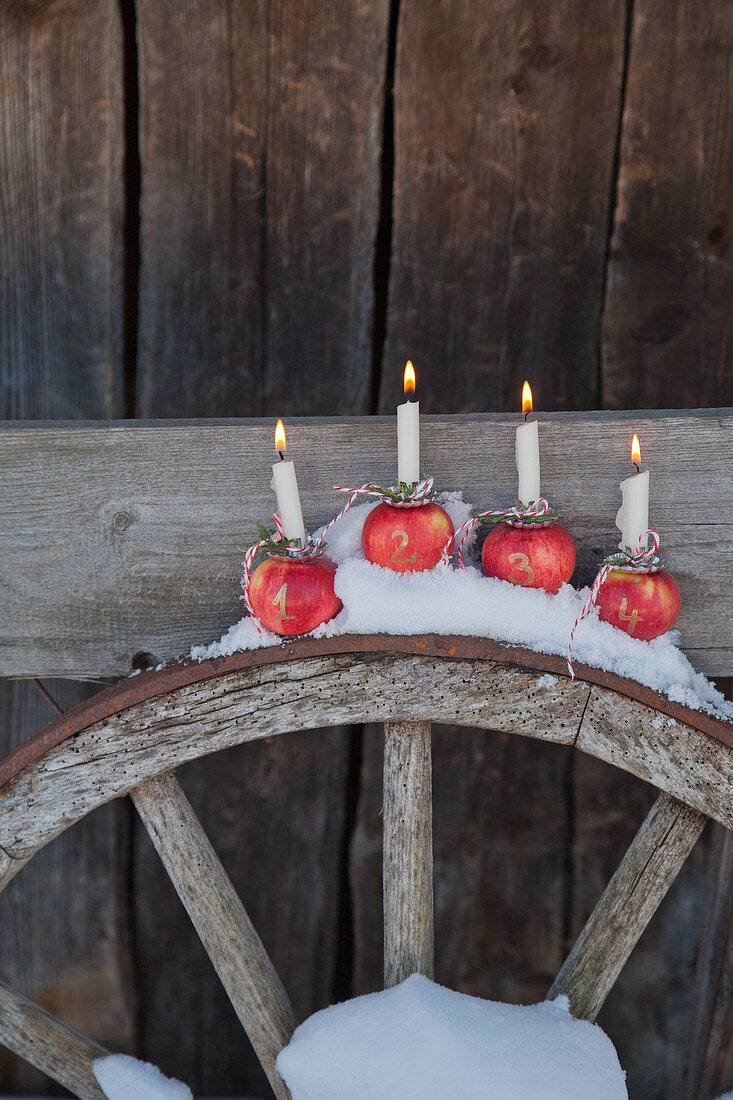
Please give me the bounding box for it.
[391,529,417,564]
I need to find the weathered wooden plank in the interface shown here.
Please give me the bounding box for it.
[576,686,733,826]
[683,820,733,1099]
[0,2,124,418]
[575,676,729,1093]
[569,754,713,1099]
[0,5,128,1089]
[381,0,626,413]
[0,683,135,1094]
[131,773,295,1099]
[377,6,626,1060]
[383,721,434,987]
[602,0,733,409]
[132,729,348,1098]
[0,979,107,1100]
[0,411,731,678]
[549,792,706,1020]
[136,0,389,417]
[133,7,388,1088]
[0,654,591,863]
[353,726,572,1006]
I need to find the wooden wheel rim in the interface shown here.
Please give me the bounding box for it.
[0,634,731,1099]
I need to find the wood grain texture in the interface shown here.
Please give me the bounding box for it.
[135,0,389,418]
[132,774,295,1099]
[549,792,706,1020]
[353,725,572,1007]
[602,0,733,409]
[0,649,730,863]
[0,979,107,1100]
[381,0,625,413]
[0,2,124,419]
[570,753,712,1099]
[130,9,388,1085]
[1,410,731,678]
[0,683,135,1096]
[683,823,733,1099]
[383,722,434,987]
[576,686,733,828]
[0,6,127,1088]
[0,653,590,863]
[132,729,347,1098]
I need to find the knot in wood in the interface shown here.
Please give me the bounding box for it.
[112,511,132,533]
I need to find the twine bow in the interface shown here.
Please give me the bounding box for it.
[241,479,437,631]
[566,530,661,677]
[332,477,436,508]
[447,499,553,569]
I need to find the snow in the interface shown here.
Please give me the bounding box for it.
[190,493,733,722]
[275,973,627,1100]
[93,1054,193,1100]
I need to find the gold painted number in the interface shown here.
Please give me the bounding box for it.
[508,552,535,586]
[618,597,643,634]
[273,582,296,621]
[391,529,417,564]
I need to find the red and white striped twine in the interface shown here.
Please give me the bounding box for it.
[448,499,552,569]
[241,512,319,634]
[566,530,660,678]
[241,479,436,631]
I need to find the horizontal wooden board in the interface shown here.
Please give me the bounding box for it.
[0,410,731,677]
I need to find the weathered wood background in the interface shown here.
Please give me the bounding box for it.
[0,1,731,1097]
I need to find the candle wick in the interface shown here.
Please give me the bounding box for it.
[524,410,530,422]
[278,450,285,462]
[633,462,640,473]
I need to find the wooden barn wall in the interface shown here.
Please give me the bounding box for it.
[0,1,731,1098]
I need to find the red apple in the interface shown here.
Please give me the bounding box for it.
[481,521,576,594]
[249,555,341,636]
[362,501,454,573]
[596,568,681,641]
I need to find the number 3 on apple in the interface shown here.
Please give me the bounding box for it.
[507,552,535,586]
[272,583,296,621]
[391,529,417,565]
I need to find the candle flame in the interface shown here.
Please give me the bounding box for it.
[275,418,286,454]
[631,434,641,467]
[404,361,416,397]
[522,381,533,416]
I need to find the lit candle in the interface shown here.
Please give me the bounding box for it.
[270,419,307,545]
[515,381,540,506]
[397,361,420,484]
[616,434,649,554]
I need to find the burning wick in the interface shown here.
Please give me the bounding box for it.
[275,418,286,460]
[522,380,533,422]
[631,433,641,474]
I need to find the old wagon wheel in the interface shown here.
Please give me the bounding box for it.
[1,634,731,1100]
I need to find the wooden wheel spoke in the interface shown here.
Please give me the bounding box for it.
[0,979,107,1100]
[383,721,434,987]
[548,791,707,1020]
[131,773,295,1100]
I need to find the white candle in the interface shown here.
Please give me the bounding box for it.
[397,360,420,484]
[270,420,307,545]
[515,382,540,506]
[616,435,649,554]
